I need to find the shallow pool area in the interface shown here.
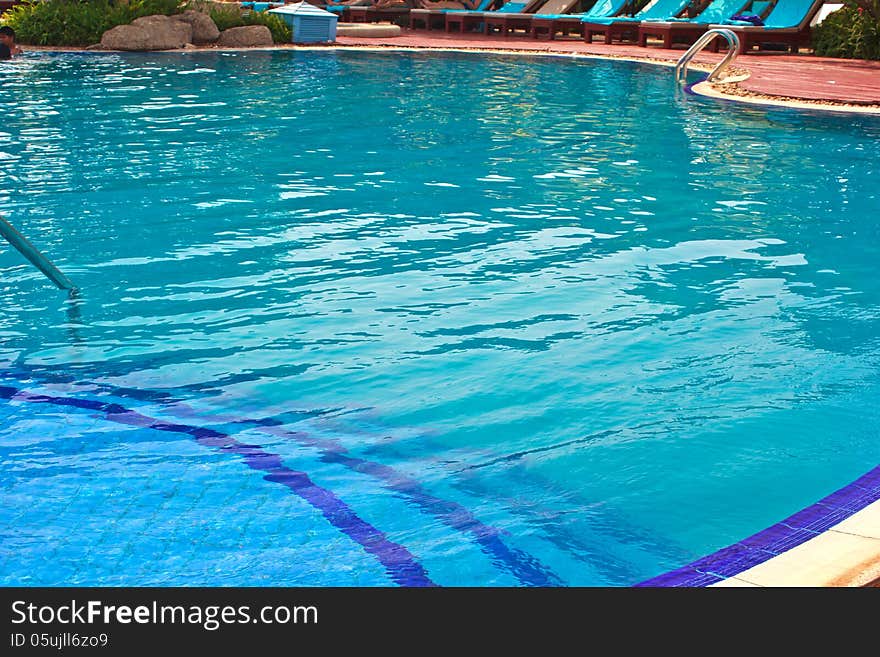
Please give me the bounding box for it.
[1,49,879,586]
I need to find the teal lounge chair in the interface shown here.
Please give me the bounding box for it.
[324,0,373,19]
[530,0,632,40]
[711,0,824,52]
[409,0,497,31]
[581,0,694,43]
[448,0,573,36]
[241,1,285,10]
[719,0,773,22]
[637,0,751,48]
[324,1,368,11]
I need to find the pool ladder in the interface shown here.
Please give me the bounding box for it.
[0,214,76,291]
[675,28,741,85]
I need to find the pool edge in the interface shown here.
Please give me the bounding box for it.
[637,466,880,587]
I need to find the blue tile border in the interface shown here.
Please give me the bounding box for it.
[3,371,877,587]
[173,406,562,586]
[1,366,561,586]
[0,385,437,587]
[636,465,880,587]
[0,377,563,586]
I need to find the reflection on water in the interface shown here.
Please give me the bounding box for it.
[0,50,879,586]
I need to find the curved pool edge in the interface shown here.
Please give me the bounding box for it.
[323,36,880,116]
[691,79,880,116]
[310,42,880,116]
[637,466,880,587]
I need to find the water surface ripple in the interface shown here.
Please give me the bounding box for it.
[1,51,879,586]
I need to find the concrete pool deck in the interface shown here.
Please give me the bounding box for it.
[331,28,880,113]
[712,499,880,587]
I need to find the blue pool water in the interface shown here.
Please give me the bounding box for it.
[1,50,879,586]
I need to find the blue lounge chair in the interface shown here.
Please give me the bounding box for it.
[409,0,497,31]
[530,0,632,40]
[581,0,694,43]
[448,0,572,36]
[324,0,374,19]
[637,0,751,49]
[711,0,824,53]
[720,0,773,21]
[241,1,286,11]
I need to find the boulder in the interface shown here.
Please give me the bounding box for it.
[100,15,192,51]
[172,10,221,44]
[216,25,274,47]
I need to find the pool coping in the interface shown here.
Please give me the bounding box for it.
[693,79,880,115]
[9,42,880,586]
[637,467,880,587]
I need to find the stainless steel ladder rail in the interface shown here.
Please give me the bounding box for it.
[675,28,741,85]
[0,214,76,291]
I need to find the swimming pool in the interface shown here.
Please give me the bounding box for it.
[1,49,879,586]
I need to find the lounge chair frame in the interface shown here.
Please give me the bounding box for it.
[530,0,632,41]
[580,0,694,44]
[711,0,824,53]
[347,3,412,23]
[410,0,497,31]
[636,0,751,49]
[447,0,568,37]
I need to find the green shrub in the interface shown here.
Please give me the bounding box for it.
[0,0,289,47]
[207,4,291,43]
[813,3,880,60]
[1,0,185,47]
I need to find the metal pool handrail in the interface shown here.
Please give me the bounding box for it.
[0,214,76,291]
[675,28,741,85]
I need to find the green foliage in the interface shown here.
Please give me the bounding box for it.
[813,4,880,60]
[0,0,291,46]
[851,0,880,21]
[1,0,185,47]
[207,4,291,43]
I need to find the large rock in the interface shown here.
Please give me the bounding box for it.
[216,25,274,47]
[100,15,192,51]
[172,10,221,45]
